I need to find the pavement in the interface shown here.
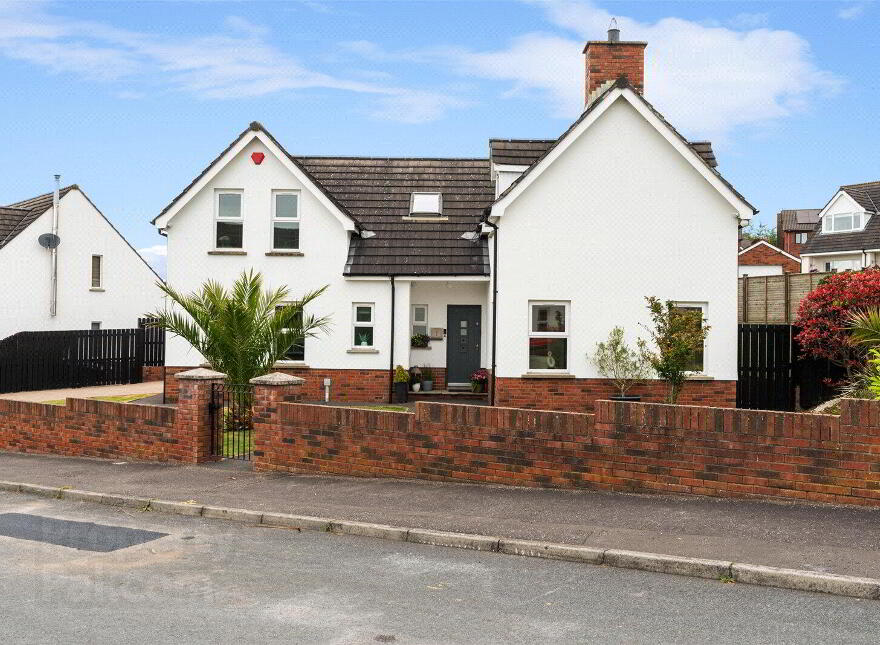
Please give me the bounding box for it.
[0,381,163,403]
[2,491,879,644]
[1,452,879,584]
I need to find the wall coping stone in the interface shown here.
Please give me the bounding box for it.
[250,372,305,386]
[175,367,226,380]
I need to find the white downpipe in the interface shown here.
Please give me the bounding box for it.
[50,174,60,317]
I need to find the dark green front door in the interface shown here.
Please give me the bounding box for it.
[446,305,481,385]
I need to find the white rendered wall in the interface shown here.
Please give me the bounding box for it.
[164,137,390,368]
[0,189,162,339]
[408,280,488,369]
[493,98,741,381]
[738,265,783,277]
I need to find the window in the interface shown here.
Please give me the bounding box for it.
[794,232,808,244]
[90,322,101,331]
[215,191,243,249]
[272,191,300,250]
[672,303,707,373]
[352,303,375,348]
[409,192,442,217]
[412,304,428,336]
[822,212,869,234]
[276,304,305,361]
[90,255,102,288]
[528,302,569,371]
[825,259,861,272]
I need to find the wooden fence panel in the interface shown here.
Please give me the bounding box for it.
[738,271,833,323]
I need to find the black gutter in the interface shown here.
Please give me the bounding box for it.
[388,275,396,404]
[485,219,499,407]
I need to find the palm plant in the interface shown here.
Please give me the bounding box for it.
[848,308,880,348]
[147,270,330,384]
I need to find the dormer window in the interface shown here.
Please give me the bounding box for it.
[410,192,442,217]
[823,212,870,234]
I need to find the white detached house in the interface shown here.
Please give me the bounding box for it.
[155,29,755,411]
[0,183,163,340]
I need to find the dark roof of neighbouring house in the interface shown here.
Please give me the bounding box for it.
[1,185,77,250]
[295,157,493,276]
[799,180,880,255]
[489,77,750,210]
[777,208,821,232]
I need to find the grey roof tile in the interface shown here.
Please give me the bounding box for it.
[799,181,880,255]
[1,185,76,250]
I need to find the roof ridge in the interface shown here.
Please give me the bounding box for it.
[488,138,556,143]
[5,184,78,209]
[296,155,488,161]
[841,179,880,188]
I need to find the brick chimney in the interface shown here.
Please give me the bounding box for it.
[583,25,647,105]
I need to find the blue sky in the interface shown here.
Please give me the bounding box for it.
[1,1,878,276]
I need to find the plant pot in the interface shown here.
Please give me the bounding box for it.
[610,394,641,402]
[471,382,485,393]
[393,382,408,403]
[412,383,421,393]
[422,380,433,392]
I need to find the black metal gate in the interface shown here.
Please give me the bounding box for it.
[210,383,254,460]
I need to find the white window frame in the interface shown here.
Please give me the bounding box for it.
[271,189,301,251]
[214,189,244,250]
[673,301,708,375]
[90,254,103,289]
[409,192,442,217]
[822,211,869,234]
[411,304,429,336]
[794,232,808,244]
[352,303,375,349]
[527,300,570,372]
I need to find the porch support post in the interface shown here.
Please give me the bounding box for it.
[174,368,226,463]
[392,279,412,370]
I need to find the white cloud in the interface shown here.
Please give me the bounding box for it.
[0,3,468,122]
[364,1,842,142]
[838,4,865,19]
[138,244,167,279]
[726,12,770,29]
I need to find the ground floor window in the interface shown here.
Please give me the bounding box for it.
[353,303,375,347]
[528,301,569,370]
[824,258,861,272]
[276,304,305,361]
[672,302,707,373]
[411,304,428,336]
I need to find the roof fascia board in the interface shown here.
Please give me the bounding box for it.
[493,164,530,173]
[154,130,356,232]
[818,190,866,220]
[738,239,801,262]
[801,249,880,258]
[491,87,753,220]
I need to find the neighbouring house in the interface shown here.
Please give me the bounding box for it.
[0,182,163,339]
[776,208,821,257]
[800,180,880,272]
[738,239,802,277]
[154,28,755,411]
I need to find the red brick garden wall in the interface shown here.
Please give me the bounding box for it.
[163,367,389,403]
[253,398,880,507]
[493,377,736,412]
[142,366,164,382]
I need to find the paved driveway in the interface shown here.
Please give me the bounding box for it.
[0,381,162,403]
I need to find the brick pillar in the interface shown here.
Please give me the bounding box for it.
[250,372,304,467]
[174,368,226,463]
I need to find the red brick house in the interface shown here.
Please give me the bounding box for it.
[776,208,821,257]
[738,239,801,276]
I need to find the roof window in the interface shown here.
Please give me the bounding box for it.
[410,192,442,217]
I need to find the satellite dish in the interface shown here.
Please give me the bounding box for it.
[38,233,61,249]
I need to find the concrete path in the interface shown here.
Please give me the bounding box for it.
[4,491,879,644]
[0,381,163,403]
[1,452,879,581]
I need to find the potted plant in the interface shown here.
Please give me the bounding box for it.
[411,333,430,348]
[590,326,652,401]
[421,367,434,392]
[393,365,409,403]
[357,331,371,347]
[471,368,489,393]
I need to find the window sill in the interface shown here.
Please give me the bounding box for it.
[266,251,304,257]
[411,345,431,350]
[685,374,714,381]
[521,372,576,379]
[208,250,247,256]
[347,348,379,354]
[89,288,105,292]
[273,361,309,368]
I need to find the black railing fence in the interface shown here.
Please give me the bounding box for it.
[210,383,254,460]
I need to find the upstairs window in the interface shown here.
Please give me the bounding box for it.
[794,232,808,244]
[822,212,869,234]
[272,191,300,250]
[91,255,103,289]
[409,192,442,217]
[215,191,243,249]
[528,301,569,371]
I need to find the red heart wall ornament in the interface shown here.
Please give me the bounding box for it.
[251,152,265,165]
